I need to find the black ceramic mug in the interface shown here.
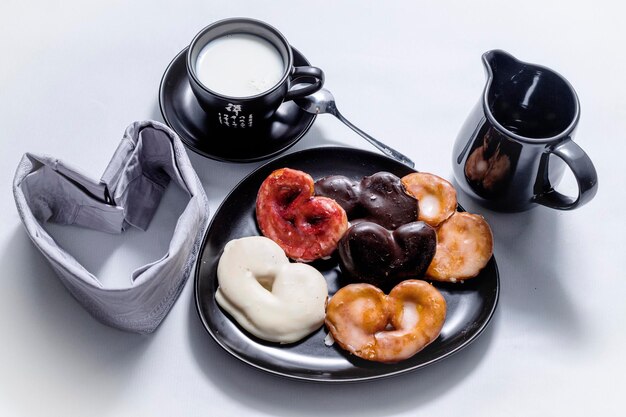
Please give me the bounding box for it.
[186,18,324,132]
[452,50,598,212]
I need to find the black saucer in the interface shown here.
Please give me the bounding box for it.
[159,46,317,162]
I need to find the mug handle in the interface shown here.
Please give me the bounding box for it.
[533,138,598,210]
[284,66,325,101]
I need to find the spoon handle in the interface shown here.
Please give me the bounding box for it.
[333,110,415,168]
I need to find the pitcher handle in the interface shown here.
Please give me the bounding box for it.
[533,138,598,210]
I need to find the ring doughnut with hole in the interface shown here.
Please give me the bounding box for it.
[325,280,446,363]
[215,236,328,344]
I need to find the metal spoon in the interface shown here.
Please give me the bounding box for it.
[296,89,415,167]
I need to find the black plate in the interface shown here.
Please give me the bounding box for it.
[159,46,316,162]
[195,147,499,382]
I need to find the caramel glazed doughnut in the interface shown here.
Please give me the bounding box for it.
[325,280,446,363]
[401,172,494,282]
[401,172,457,227]
[215,236,328,344]
[426,211,494,282]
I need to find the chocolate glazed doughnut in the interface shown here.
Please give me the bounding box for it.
[315,172,417,230]
[338,221,436,288]
[316,172,436,288]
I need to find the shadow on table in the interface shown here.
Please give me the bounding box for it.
[1,226,153,416]
[184,138,499,415]
[2,161,191,414]
[187,156,584,415]
[187,286,499,416]
[150,101,165,124]
[183,124,352,215]
[453,185,584,343]
[150,97,350,157]
[149,93,357,207]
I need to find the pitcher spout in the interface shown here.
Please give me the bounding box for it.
[481,49,579,141]
[482,49,520,84]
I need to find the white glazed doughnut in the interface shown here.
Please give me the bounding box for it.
[215,236,328,343]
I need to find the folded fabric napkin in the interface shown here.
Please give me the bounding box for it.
[12,121,210,333]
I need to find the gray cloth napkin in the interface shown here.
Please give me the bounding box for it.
[12,121,210,333]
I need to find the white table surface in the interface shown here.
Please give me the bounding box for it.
[1,1,625,416]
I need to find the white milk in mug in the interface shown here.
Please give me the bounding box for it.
[195,34,285,98]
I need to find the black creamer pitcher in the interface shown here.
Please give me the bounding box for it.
[452,50,598,211]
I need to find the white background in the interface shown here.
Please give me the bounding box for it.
[1,1,625,416]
